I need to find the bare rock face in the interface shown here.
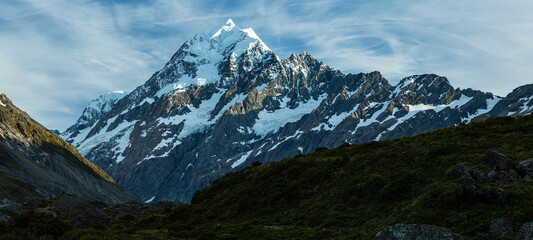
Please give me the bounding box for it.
[0,93,137,204]
[61,19,533,203]
[374,224,464,240]
[483,150,521,184]
[489,217,514,237]
[454,178,495,204]
[484,150,517,171]
[488,170,521,185]
[517,159,533,180]
[448,163,472,180]
[0,213,9,222]
[468,169,488,183]
[516,222,533,240]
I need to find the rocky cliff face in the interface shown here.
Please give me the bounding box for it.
[61,19,533,203]
[0,93,137,204]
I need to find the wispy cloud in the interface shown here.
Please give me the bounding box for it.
[240,0,533,91]
[1,0,532,130]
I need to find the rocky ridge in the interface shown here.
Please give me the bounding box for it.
[61,19,533,202]
[62,91,128,144]
[374,224,464,240]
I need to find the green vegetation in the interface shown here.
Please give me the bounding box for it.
[0,211,72,240]
[2,114,533,239]
[0,173,39,200]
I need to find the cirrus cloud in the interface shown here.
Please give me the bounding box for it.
[0,0,532,130]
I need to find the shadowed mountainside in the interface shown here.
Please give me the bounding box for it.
[0,93,137,204]
[4,113,532,239]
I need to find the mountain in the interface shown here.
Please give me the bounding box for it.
[16,113,533,239]
[61,90,128,141]
[0,93,137,203]
[475,84,533,119]
[183,114,533,239]
[61,19,533,203]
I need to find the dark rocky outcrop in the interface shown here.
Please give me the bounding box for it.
[454,178,505,204]
[484,150,517,171]
[374,224,464,240]
[518,159,533,180]
[448,150,533,204]
[483,150,520,184]
[489,217,514,237]
[454,178,488,203]
[516,222,533,240]
[0,213,9,222]
[452,150,533,183]
[448,163,472,180]
[468,169,488,183]
[449,150,533,206]
[488,169,521,185]
[484,151,533,184]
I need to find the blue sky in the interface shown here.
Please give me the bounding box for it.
[1,0,532,131]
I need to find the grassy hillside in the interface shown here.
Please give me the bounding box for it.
[3,114,533,239]
[0,93,115,184]
[0,93,137,205]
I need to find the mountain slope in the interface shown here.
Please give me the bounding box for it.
[29,113,533,240]
[61,19,533,203]
[0,93,137,203]
[185,114,533,239]
[167,114,533,239]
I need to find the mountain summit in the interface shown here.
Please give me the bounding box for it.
[61,20,533,203]
[206,18,269,51]
[155,18,272,91]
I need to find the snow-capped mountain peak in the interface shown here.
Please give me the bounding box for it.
[209,18,237,39]
[76,91,127,125]
[61,90,127,144]
[204,19,270,54]
[148,19,274,97]
[61,20,533,204]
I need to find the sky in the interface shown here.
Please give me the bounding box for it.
[1,0,532,131]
